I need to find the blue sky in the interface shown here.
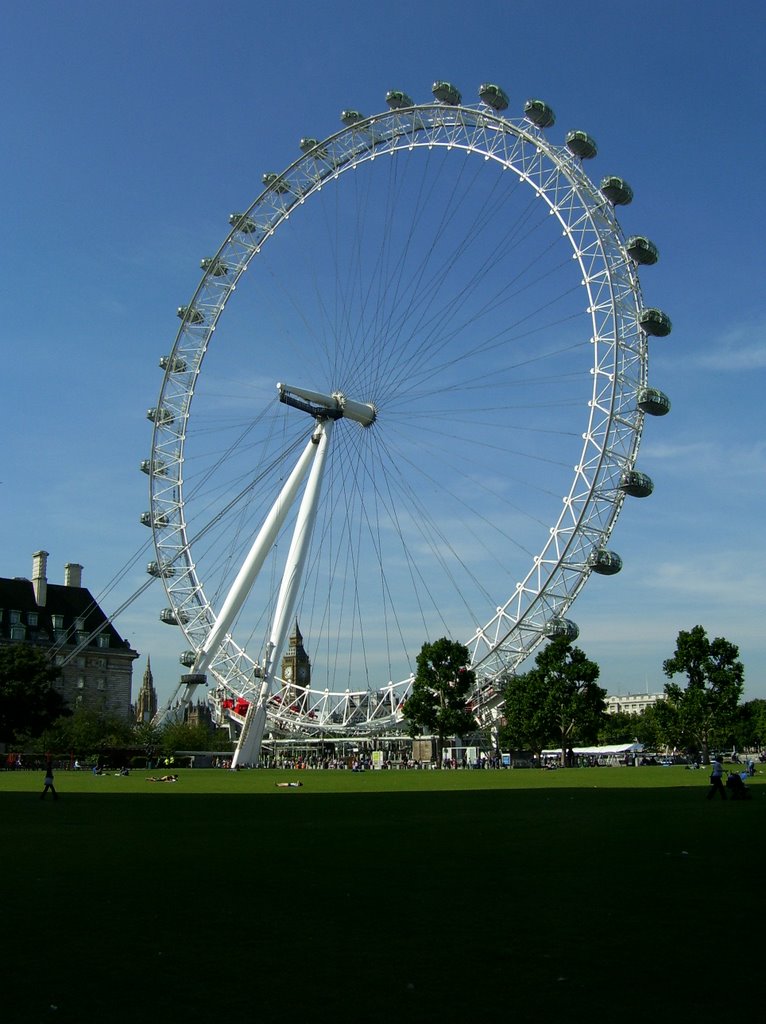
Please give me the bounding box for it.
[2,0,764,706]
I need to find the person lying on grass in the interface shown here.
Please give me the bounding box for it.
[146,774,179,783]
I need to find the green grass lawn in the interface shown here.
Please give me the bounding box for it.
[3,767,764,1022]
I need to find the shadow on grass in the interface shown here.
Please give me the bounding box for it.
[5,786,765,1022]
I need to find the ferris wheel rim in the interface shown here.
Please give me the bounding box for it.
[147,95,652,728]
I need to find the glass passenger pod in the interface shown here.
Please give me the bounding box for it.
[620,471,654,498]
[140,459,167,476]
[600,176,634,206]
[299,137,329,160]
[589,549,623,576]
[478,83,509,111]
[229,212,257,234]
[262,172,290,194]
[626,236,659,265]
[159,354,187,373]
[639,308,672,337]
[385,90,414,110]
[524,99,555,128]
[147,562,175,578]
[432,81,462,105]
[177,305,204,325]
[140,511,168,528]
[566,131,598,159]
[179,650,196,668]
[544,618,580,641]
[200,256,228,277]
[637,387,671,416]
[180,673,206,688]
[340,110,364,126]
[146,407,174,425]
[160,607,188,625]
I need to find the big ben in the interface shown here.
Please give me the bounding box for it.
[281,620,311,690]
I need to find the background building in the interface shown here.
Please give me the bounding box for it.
[280,620,311,712]
[134,656,158,723]
[604,691,665,716]
[0,550,138,719]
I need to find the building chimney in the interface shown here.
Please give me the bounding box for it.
[32,550,49,607]
[64,563,83,588]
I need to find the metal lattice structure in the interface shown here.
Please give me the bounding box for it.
[145,83,670,753]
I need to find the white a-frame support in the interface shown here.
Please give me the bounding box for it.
[191,382,375,768]
[230,417,333,767]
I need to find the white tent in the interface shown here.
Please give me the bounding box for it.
[542,742,644,763]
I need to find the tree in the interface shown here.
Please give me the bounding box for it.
[656,625,744,764]
[160,720,216,757]
[500,668,554,757]
[403,637,477,766]
[0,644,69,743]
[133,721,164,759]
[733,699,766,752]
[501,638,605,766]
[598,710,639,746]
[633,704,664,751]
[38,707,135,756]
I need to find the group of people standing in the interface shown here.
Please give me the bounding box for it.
[707,756,753,800]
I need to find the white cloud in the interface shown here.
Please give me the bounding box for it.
[696,320,766,372]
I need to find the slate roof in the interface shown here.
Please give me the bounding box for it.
[0,576,135,653]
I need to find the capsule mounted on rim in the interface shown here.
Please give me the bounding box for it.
[524,99,555,128]
[479,83,509,111]
[432,81,462,105]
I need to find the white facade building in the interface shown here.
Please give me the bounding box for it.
[605,691,665,716]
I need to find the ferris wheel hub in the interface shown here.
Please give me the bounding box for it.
[277,382,377,427]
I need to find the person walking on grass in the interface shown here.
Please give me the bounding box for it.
[707,756,726,800]
[40,763,58,801]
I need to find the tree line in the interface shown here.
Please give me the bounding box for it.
[0,644,228,762]
[1,625,759,765]
[402,626,755,766]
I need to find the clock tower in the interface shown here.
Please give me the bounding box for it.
[281,620,311,691]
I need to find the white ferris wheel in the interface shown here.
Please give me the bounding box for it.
[144,81,671,764]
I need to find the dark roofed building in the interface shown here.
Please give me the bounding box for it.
[0,550,138,719]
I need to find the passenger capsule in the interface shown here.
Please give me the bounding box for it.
[229,212,257,233]
[159,354,187,373]
[299,136,326,157]
[177,305,204,325]
[620,470,654,498]
[179,650,196,668]
[432,81,462,105]
[639,308,672,337]
[180,673,206,687]
[340,110,364,126]
[147,562,175,579]
[600,176,633,206]
[626,236,659,265]
[638,387,671,416]
[566,131,598,159]
[146,407,174,426]
[544,618,580,641]
[200,256,228,276]
[140,511,168,528]
[262,172,290,194]
[160,607,188,625]
[140,458,167,477]
[524,99,555,128]
[386,90,414,110]
[479,83,509,111]
[589,549,623,576]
